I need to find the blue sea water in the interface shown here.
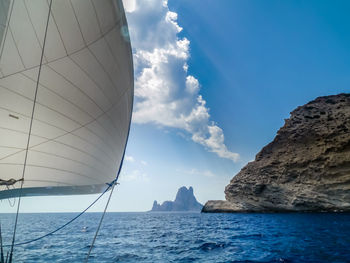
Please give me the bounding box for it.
[0,212,349,262]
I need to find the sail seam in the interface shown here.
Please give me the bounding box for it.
[0,0,15,64]
[8,1,53,261]
[0,20,119,80]
[85,1,134,255]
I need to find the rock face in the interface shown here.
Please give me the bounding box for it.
[151,186,203,212]
[203,93,350,212]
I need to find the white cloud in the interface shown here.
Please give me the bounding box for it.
[125,155,135,162]
[185,75,199,94]
[122,0,136,12]
[119,169,149,182]
[124,155,148,166]
[124,0,239,162]
[203,170,216,177]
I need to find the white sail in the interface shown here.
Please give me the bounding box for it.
[0,0,133,199]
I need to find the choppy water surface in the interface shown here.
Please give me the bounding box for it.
[0,212,349,262]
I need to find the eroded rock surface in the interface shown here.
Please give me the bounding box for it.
[203,94,350,212]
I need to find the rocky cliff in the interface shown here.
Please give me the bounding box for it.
[151,186,203,212]
[203,93,350,213]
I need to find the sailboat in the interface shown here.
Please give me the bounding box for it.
[0,0,133,261]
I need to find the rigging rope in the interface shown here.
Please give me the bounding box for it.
[84,142,128,262]
[0,0,15,63]
[0,224,4,263]
[85,182,116,262]
[8,0,53,261]
[2,1,134,262]
[3,180,117,247]
[83,87,133,262]
[6,186,16,208]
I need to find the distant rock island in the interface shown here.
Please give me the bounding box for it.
[203,93,350,213]
[151,186,203,212]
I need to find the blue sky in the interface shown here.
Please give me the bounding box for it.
[2,0,350,213]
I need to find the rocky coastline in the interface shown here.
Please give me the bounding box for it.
[203,93,350,213]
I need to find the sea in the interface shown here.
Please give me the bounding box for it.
[0,212,349,263]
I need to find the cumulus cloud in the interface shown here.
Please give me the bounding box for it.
[125,155,135,162]
[124,0,239,162]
